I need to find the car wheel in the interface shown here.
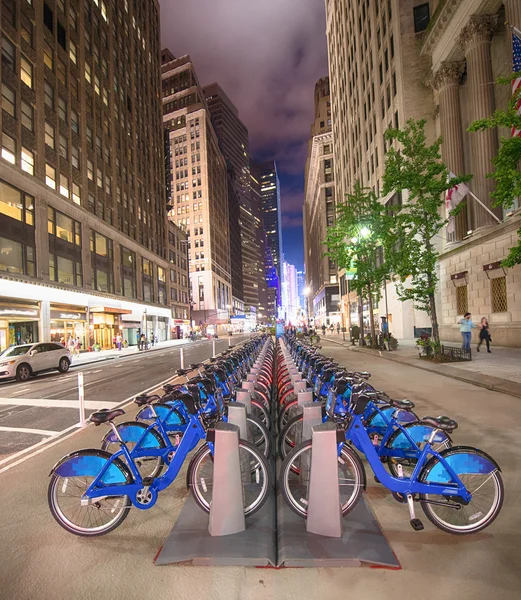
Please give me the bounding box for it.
[16,363,32,382]
[58,357,70,373]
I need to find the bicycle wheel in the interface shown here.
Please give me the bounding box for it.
[246,414,272,458]
[251,399,271,429]
[48,449,132,537]
[100,421,167,479]
[419,447,504,534]
[277,399,299,431]
[277,413,304,459]
[386,423,452,478]
[279,440,364,518]
[187,439,271,517]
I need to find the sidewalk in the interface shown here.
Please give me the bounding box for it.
[70,338,191,367]
[324,333,521,399]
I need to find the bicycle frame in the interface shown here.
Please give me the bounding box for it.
[83,414,207,509]
[343,414,472,501]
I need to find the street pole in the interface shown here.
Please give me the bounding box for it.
[78,372,85,426]
[384,279,390,351]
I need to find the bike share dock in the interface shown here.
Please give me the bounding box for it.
[155,338,400,569]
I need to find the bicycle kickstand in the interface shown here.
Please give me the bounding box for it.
[406,494,424,531]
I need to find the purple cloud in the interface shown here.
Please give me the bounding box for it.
[159,0,328,196]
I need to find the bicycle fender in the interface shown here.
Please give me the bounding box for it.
[388,425,451,449]
[102,422,163,448]
[49,448,130,484]
[422,446,501,485]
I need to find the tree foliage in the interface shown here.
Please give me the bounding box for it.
[324,181,391,343]
[382,119,471,343]
[468,73,521,267]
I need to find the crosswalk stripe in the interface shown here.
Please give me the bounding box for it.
[0,398,119,409]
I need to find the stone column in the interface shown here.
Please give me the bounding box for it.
[460,14,502,229]
[433,61,468,241]
[504,0,521,33]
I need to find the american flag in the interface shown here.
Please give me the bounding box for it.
[512,27,521,137]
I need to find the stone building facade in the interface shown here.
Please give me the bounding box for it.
[423,0,521,346]
[303,76,341,327]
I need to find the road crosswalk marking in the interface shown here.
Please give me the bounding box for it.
[0,398,119,409]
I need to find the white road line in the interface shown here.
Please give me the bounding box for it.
[0,398,118,409]
[0,372,182,474]
[0,426,59,436]
[91,369,103,374]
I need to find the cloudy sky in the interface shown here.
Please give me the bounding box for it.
[159,0,329,270]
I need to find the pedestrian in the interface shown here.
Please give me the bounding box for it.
[457,312,476,352]
[68,336,75,355]
[336,323,340,335]
[321,324,326,336]
[139,333,146,350]
[74,337,81,356]
[477,317,492,353]
[116,332,122,351]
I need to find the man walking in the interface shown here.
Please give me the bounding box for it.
[458,312,476,352]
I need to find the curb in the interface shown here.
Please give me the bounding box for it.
[325,337,521,400]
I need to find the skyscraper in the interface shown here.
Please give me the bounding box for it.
[0,0,174,351]
[249,166,268,323]
[203,82,260,315]
[161,51,232,333]
[251,161,283,312]
[303,77,340,327]
[282,260,300,324]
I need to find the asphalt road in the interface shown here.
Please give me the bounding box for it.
[0,335,250,461]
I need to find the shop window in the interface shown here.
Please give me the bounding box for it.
[456,285,468,315]
[491,277,508,313]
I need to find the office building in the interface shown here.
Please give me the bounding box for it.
[303,76,340,327]
[281,260,300,324]
[250,166,268,323]
[0,0,173,351]
[325,0,434,337]
[251,160,283,313]
[204,83,266,317]
[161,51,232,333]
[167,221,190,338]
[422,0,521,346]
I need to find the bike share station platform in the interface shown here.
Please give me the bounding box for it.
[155,340,400,569]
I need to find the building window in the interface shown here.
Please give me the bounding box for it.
[69,40,77,64]
[456,285,468,315]
[21,56,33,88]
[72,145,80,169]
[45,164,56,189]
[413,3,430,33]
[1,36,15,72]
[21,148,34,175]
[1,84,15,117]
[121,247,137,299]
[44,82,54,109]
[44,42,54,70]
[71,109,79,134]
[1,132,16,164]
[58,97,67,122]
[21,101,33,131]
[59,134,68,159]
[0,180,34,224]
[21,20,33,47]
[45,122,55,148]
[59,173,69,198]
[90,231,114,293]
[491,276,508,313]
[0,236,24,274]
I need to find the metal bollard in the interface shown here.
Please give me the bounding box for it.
[208,423,246,536]
[302,402,323,442]
[212,339,216,358]
[180,347,184,369]
[306,423,343,537]
[227,402,249,441]
[297,390,313,408]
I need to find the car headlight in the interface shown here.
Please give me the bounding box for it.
[0,360,16,367]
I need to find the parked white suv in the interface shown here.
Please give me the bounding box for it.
[0,343,71,382]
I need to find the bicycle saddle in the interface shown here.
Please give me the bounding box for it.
[134,394,159,406]
[89,408,125,425]
[175,368,191,376]
[189,363,203,369]
[389,398,416,410]
[420,415,458,432]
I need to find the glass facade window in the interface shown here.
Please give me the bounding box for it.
[90,231,114,293]
[121,246,137,299]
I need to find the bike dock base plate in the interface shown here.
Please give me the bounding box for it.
[154,491,277,567]
[277,492,401,569]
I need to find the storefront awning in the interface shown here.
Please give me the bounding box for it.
[90,306,133,314]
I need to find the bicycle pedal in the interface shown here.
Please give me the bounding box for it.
[410,518,424,531]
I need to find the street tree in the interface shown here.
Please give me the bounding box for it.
[382,119,471,344]
[468,74,521,267]
[324,181,391,346]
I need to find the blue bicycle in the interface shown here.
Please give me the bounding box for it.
[48,395,271,537]
[279,385,503,534]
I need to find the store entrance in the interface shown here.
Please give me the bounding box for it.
[92,324,116,350]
